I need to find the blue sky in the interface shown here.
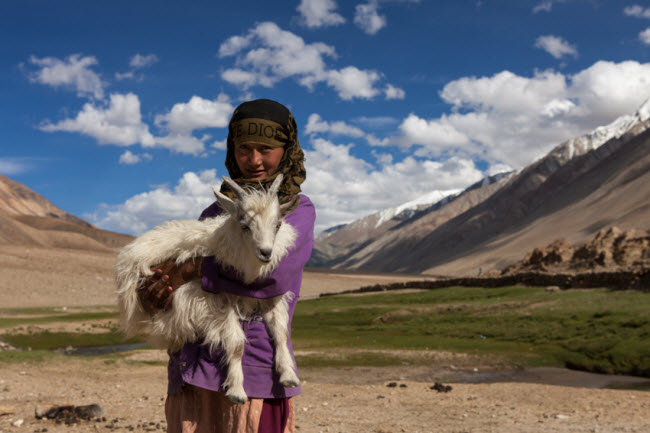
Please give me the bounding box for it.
[2,0,650,234]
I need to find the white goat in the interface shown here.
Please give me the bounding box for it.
[114,174,300,404]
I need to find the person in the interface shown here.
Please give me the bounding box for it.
[138,99,315,433]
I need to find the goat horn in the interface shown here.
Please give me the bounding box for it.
[221,177,247,199]
[268,173,284,195]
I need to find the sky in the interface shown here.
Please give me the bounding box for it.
[2,0,650,235]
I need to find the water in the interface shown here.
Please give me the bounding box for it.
[62,342,148,356]
[456,366,650,391]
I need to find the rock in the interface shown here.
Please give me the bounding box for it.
[12,418,25,427]
[34,403,104,423]
[545,286,560,292]
[386,382,397,387]
[0,405,16,416]
[430,382,453,393]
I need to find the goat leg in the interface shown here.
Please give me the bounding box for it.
[219,307,249,404]
[262,294,300,388]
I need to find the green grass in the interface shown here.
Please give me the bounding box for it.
[1,287,648,377]
[291,286,650,376]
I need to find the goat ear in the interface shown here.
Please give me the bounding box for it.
[268,173,284,195]
[279,194,298,217]
[213,187,239,216]
[221,177,247,199]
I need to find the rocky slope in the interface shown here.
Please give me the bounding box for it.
[502,227,650,275]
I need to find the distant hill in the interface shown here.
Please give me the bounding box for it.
[0,175,132,252]
[311,98,650,276]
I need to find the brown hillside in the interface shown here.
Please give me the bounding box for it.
[0,174,91,226]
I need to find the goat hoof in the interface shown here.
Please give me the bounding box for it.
[279,373,300,388]
[226,390,248,404]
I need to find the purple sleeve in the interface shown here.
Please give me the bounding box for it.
[200,195,315,299]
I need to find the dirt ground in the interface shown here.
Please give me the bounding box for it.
[1,247,649,432]
[0,355,649,433]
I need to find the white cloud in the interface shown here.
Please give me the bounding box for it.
[27,54,105,99]
[302,138,483,232]
[354,1,386,35]
[398,114,471,148]
[640,28,650,45]
[533,1,553,13]
[152,94,234,155]
[155,134,206,155]
[155,94,233,134]
[0,158,31,175]
[39,93,155,147]
[624,5,650,19]
[119,150,152,165]
[535,35,578,59]
[395,60,650,168]
[116,54,159,81]
[218,22,400,100]
[296,0,345,28]
[90,170,221,235]
[325,66,381,100]
[211,138,227,150]
[130,54,159,69]
[384,84,406,99]
[306,113,366,137]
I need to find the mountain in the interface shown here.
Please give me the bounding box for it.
[312,98,650,276]
[310,172,511,268]
[0,175,132,251]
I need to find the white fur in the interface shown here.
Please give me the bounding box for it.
[115,175,299,404]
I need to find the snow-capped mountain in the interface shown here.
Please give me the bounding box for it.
[310,98,650,275]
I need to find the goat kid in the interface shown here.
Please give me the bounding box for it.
[115,174,300,404]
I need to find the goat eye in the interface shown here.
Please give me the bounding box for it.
[276,222,282,231]
[240,223,250,231]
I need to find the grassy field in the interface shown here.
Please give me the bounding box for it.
[1,286,649,377]
[291,286,650,376]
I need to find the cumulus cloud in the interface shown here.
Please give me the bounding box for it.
[130,53,159,69]
[325,66,381,100]
[119,150,152,165]
[296,0,345,28]
[395,60,650,168]
[155,94,233,134]
[116,53,159,81]
[218,22,400,100]
[305,113,365,137]
[90,170,221,235]
[39,93,155,147]
[624,5,650,19]
[640,28,650,45]
[302,138,483,232]
[535,35,578,59]
[384,83,406,99]
[354,1,386,35]
[27,54,105,99]
[398,114,471,148]
[151,94,234,155]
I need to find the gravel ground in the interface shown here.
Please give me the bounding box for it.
[0,356,649,433]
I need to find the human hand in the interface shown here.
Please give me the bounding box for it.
[138,257,203,314]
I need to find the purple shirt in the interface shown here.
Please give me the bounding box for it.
[167,195,315,399]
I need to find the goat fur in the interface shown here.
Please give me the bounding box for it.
[115,175,299,404]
